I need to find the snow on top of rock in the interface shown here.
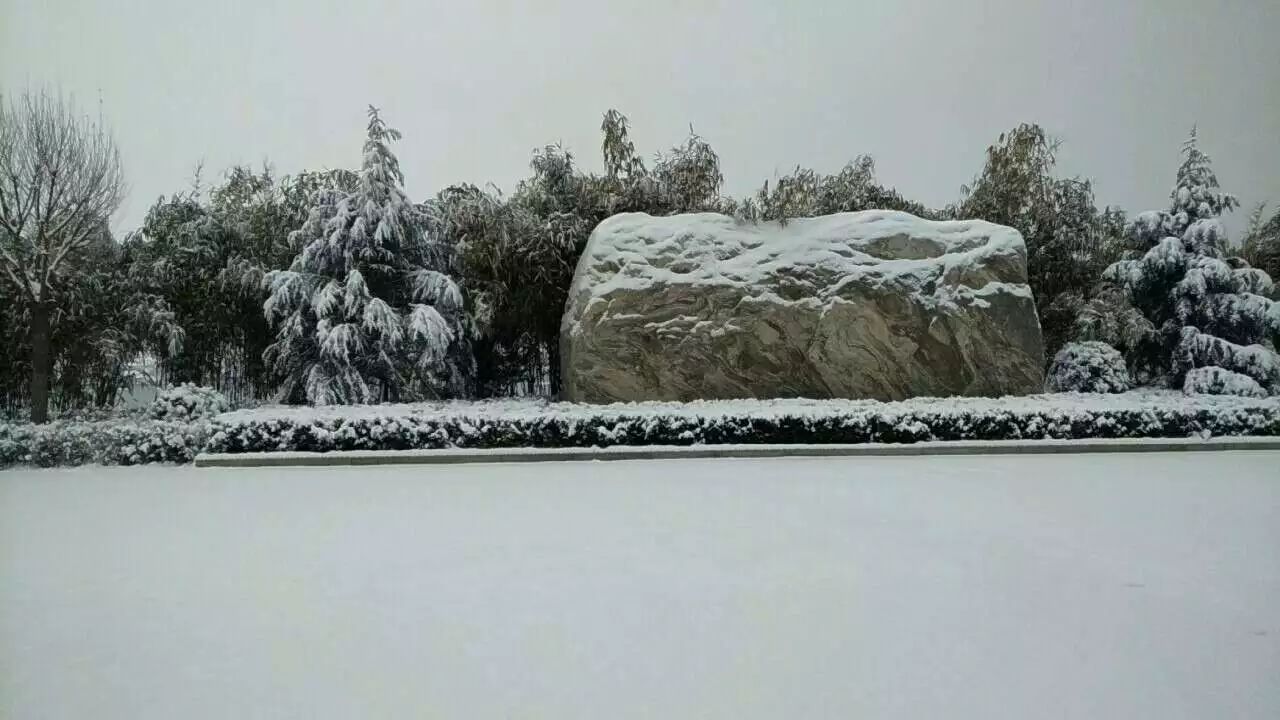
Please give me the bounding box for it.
[565,211,1029,330]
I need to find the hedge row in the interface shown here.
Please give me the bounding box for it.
[0,420,208,468]
[204,403,1280,454]
[4,394,1278,468]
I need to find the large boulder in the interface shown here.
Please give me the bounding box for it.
[560,211,1044,402]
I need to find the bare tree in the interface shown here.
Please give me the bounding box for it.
[0,88,125,422]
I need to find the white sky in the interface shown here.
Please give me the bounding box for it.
[3,0,1278,237]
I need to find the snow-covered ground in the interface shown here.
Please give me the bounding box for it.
[2,453,1278,719]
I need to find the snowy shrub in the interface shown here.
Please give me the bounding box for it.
[0,420,208,468]
[1172,327,1280,392]
[1183,367,1267,398]
[1046,342,1132,393]
[150,383,230,421]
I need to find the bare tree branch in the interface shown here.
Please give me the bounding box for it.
[0,88,125,302]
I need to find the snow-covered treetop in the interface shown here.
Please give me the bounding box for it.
[291,106,425,279]
[1169,126,1238,233]
[360,105,406,200]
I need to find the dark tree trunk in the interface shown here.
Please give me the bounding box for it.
[547,339,562,399]
[30,301,52,424]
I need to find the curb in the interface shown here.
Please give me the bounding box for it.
[193,436,1280,468]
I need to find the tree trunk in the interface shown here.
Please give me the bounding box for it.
[547,340,561,399]
[30,301,52,424]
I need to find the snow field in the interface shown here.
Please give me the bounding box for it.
[2,452,1277,719]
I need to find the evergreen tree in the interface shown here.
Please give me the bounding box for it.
[1103,129,1280,393]
[263,107,466,404]
[1169,126,1238,235]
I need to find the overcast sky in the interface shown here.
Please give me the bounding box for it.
[4,0,1278,238]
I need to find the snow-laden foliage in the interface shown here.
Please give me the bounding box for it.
[1073,285,1156,370]
[1172,327,1280,391]
[124,166,358,406]
[1183,366,1267,398]
[1101,129,1280,392]
[201,391,1280,456]
[1046,342,1132,393]
[149,383,231,420]
[263,107,468,405]
[651,132,724,213]
[1241,204,1280,291]
[6,392,1279,467]
[0,419,208,467]
[1169,126,1239,232]
[736,155,930,224]
[0,223,186,414]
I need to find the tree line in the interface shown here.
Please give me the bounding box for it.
[3,87,1279,421]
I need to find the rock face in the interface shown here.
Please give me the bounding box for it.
[560,211,1045,403]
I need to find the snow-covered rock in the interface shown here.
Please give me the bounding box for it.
[561,211,1044,402]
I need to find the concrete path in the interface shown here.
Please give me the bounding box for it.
[194,435,1280,467]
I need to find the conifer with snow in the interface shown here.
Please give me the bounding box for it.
[263,107,466,404]
[1103,128,1280,394]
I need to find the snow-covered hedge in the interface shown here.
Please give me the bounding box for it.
[4,392,1278,468]
[0,420,207,468]
[149,383,231,421]
[1046,342,1132,393]
[1183,367,1268,398]
[204,392,1280,455]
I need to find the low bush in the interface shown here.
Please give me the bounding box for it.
[150,384,231,421]
[1183,367,1268,398]
[1046,342,1132,393]
[0,420,208,468]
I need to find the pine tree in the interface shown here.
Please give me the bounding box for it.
[263,107,465,404]
[1103,129,1280,394]
[1169,126,1239,236]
